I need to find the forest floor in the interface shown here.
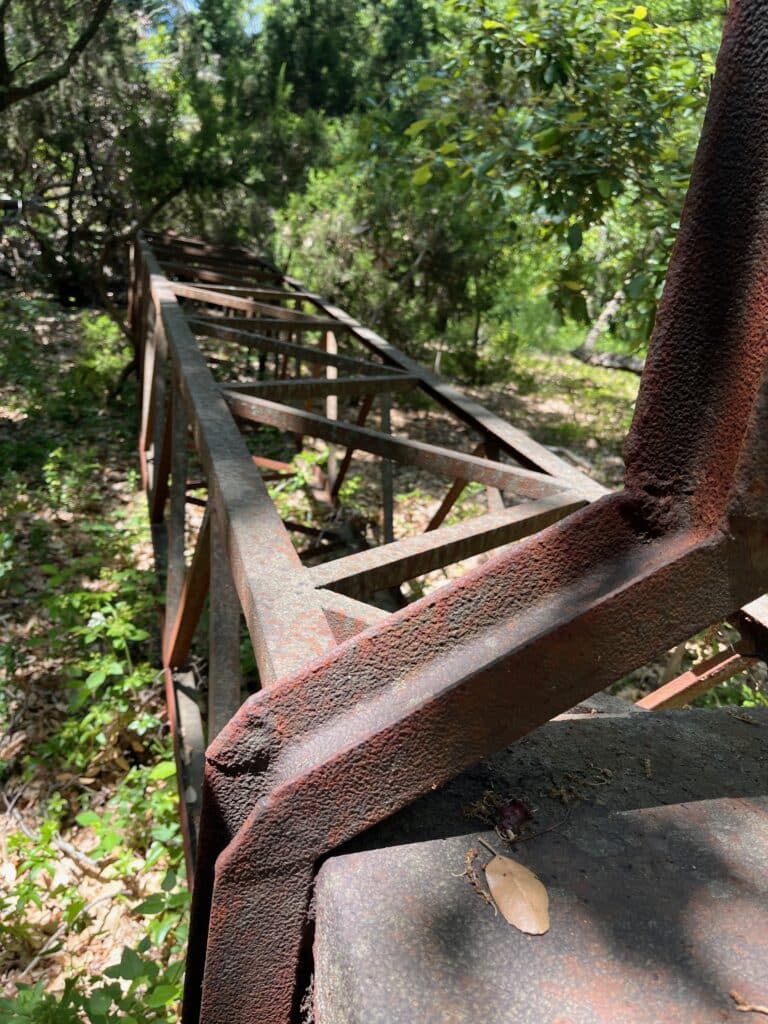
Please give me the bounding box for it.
[0,298,765,1022]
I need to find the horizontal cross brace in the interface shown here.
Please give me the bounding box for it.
[196,314,350,331]
[286,286,607,498]
[309,491,586,598]
[173,282,321,320]
[159,267,311,300]
[147,235,281,275]
[224,389,568,498]
[190,318,398,377]
[221,373,417,401]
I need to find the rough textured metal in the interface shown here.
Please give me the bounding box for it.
[635,650,756,710]
[128,8,768,1019]
[308,492,586,598]
[175,7,768,1023]
[191,317,399,377]
[624,0,768,534]
[225,391,564,498]
[139,241,338,685]
[314,707,768,1024]
[221,372,416,401]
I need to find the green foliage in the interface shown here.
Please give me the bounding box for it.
[0,300,188,1021]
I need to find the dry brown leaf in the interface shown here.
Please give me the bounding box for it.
[484,854,550,934]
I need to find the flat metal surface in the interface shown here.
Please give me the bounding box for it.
[314,707,768,1024]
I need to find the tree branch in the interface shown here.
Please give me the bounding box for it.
[0,0,12,87]
[0,0,114,112]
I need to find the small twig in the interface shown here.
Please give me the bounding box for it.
[477,836,498,857]
[3,780,30,816]
[18,891,124,980]
[455,846,496,913]
[730,990,768,1015]
[727,710,762,727]
[2,792,107,879]
[506,807,573,846]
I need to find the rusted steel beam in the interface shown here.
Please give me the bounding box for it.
[308,492,586,599]
[208,508,244,739]
[163,667,204,881]
[146,234,282,277]
[425,442,485,532]
[163,384,189,658]
[224,391,568,499]
[177,8,768,1023]
[204,314,350,331]
[379,393,395,543]
[149,392,173,524]
[282,293,605,499]
[484,438,505,514]
[164,510,211,670]
[220,373,417,401]
[138,316,159,489]
[138,240,337,686]
[316,590,391,642]
[158,263,308,296]
[331,394,375,502]
[172,282,322,321]
[190,318,394,377]
[251,454,295,474]
[635,650,756,710]
[185,517,768,1024]
[323,330,339,491]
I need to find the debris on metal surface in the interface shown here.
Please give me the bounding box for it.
[312,705,768,1024]
[130,3,768,1020]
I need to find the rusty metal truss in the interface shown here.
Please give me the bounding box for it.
[130,5,768,1021]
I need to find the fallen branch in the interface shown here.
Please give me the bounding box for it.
[17,891,127,980]
[571,346,645,375]
[2,791,109,880]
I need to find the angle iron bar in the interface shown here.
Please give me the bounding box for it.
[172,282,323,320]
[150,392,173,524]
[316,590,392,642]
[308,491,586,599]
[146,233,282,275]
[169,238,603,498]
[185,514,768,1024]
[208,507,245,739]
[220,373,417,401]
[194,286,599,499]
[282,283,607,498]
[426,475,468,531]
[425,442,486,532]
[189,318,398,377]
[331,393,375,501]
[164,509,212,670]
[224,389,568,499]
[160,262,279,284]
[163,667,202,882]
[634,651,757,710]
[163,383,189,657]
[157,277,314,300]
[138,315,159,488]
[192,312,346,330]
[158,262,309,294]
[138,238,337,685]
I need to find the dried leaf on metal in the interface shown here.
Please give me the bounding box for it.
[484,854,550,934]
